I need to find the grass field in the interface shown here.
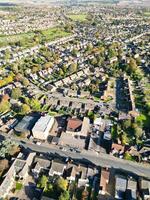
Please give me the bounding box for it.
[68,14,87,22]
[42,27,71,42]
[0,27,71,48]
[143,12,150,16]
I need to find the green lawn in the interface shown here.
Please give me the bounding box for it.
[68,14,87,22]
[143,12,150,17]
[41,27,71,42]
[0,32,35,48]
[0,27,71,48]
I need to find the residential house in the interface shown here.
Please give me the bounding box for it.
[49,160,66,176]
[126,178,137,200]
[139,179,150,200]
[32,157,51,179]
[115,175,127,200]
[0,152,35,198]
[99,168,110,195]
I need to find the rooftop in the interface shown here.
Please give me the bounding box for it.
[32,115,53,133]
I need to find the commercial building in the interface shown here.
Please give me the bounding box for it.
[14,115,37,136]
[32,115,55,140]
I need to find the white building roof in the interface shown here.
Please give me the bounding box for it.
[32,115,53,133]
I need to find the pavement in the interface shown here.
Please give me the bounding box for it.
[0,132,150,179]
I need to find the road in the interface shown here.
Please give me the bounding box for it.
[23,142,150,178]
[0,133,150,179]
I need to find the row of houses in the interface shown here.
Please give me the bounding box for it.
[0,150,150,199]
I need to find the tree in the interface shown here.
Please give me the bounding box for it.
[20,104,30,115]
[11,88,22,99]
[0,99,10,113]
[30,98,41,111]
[91,57,97,66]
[132,123,143,139]
[37,175,48,189]
[124,152,134,161]
[81,190,89,200]
[69,63,77,73]
[15,73,23,82]
[22,78,29,87]
[44,62,53,69]
[56,177,68,192]
[4,49,11,61]
[122,119,131,129]
[59,191,70,200]
[0,140,20,158]
[72,48,78,57]
[86,43,93,52]
[127,58,137,74]
[0,159,9,176]
[122,132,131,145]
[59,69,64,77]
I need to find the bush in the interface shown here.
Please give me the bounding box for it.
[16,182,23,190]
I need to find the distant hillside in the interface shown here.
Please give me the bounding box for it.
[0,0,149,7]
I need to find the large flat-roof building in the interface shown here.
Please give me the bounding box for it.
[14,115,37,135]
[32,115,55,140]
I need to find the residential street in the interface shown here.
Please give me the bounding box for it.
[0,132,149,179]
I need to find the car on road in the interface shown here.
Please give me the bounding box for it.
[75,149,81,153]
[36,142,41,145]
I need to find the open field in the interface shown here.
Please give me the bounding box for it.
[42,27,71,42]
[68,14,87,22]
[143,12,150,16]
[0,27,71,48]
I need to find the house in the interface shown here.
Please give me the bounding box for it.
[88,135,101,152]
[94,117,103,130]
[139,146,150,162]
[78,165,89,187]
[65,163,78,181]
[68,89,77,97]
[99,168,110,195]
[54,80,63,88]
[67,118,82,132]
[14,115,37,136]
[32,157,51,179]
[111,143,125,157]
[0,152,35,198]
[46,84,57,92]
[110,57,118,64]
[66,117,89,138]
[32,115,55,140]
[80,91,90,98]
[103,131,111,141]
[80,117,90,138]
[139,179,150,200]
[115,175,127,200]
[49,160,66,176]
[126,178,137,200]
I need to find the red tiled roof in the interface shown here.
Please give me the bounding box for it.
[100,168,110,191]
[67,118,82,130]
[112,143,125,152]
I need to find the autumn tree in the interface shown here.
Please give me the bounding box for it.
[56,177,68,192]
[0,99,10,113]
[20,104,30,115]
[11,88,22,99]
[59,191,70,200]
[30,98,41,111]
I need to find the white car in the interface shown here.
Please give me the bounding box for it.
[36,142,41,145]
